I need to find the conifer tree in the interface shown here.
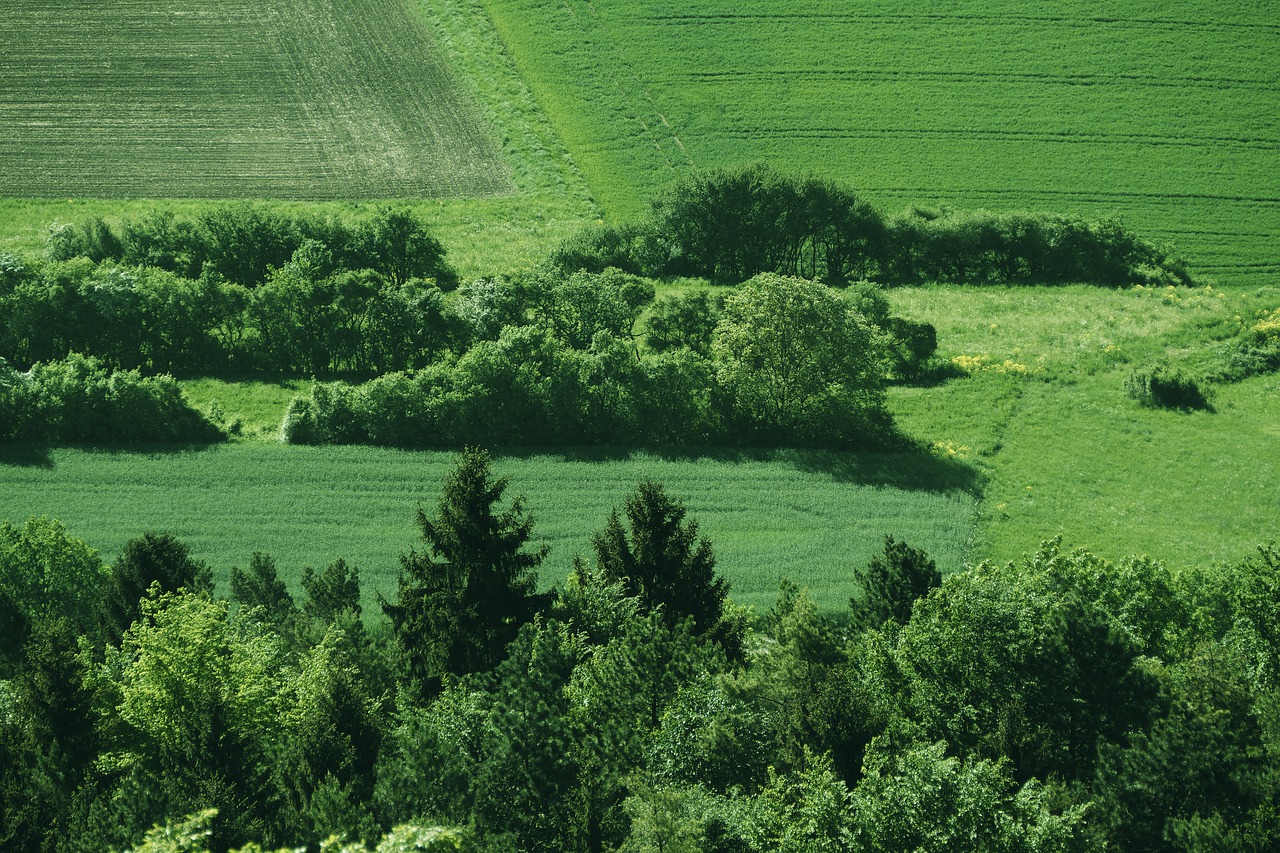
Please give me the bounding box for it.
[381,447,546,695]
[589,480,728,638]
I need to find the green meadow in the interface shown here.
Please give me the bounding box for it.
[0,443,976,613]
[888,283,1280,569]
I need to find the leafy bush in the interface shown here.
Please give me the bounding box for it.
[43,205,456,289]
[1126,365,1214,411]
[0,353,223,443]
[553,164,1191,287]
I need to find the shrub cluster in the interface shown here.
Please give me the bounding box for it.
[46,204,456,289]
[0,250,456,376]
[284,274,910,449]
[0,354,223,443]
[1125,365,1214,411]
[1220,306,1280,381]
[552,163,1192,287]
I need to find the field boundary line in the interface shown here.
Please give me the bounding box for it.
[679,69,1278,91]
[415,0,596,206]
[647,12,1280,35]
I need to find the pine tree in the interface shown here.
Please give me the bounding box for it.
[381,447,546,696]
[589,480,728,638]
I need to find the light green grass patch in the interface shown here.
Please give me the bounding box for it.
[886,283,1280,568]
[0,445,976,614]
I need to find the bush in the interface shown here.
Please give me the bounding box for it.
[1,354,223,443]
[554,164,1191,288]
[1126,366,1214,411]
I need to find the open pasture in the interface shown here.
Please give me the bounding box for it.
[482,0,1280,282]
[0,444,976,614]
[0,0,512,200]
[888,283,1280,569]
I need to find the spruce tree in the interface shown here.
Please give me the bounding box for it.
[381,447,546,695]
[589,480,728,638]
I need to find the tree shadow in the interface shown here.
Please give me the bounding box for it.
[0,439,229,468]
[493,443,982,494]
[0,443,54,468]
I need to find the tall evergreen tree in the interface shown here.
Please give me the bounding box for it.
[850,535,940,630]
[381,447,546,696]
[102,532,212,643]
[588,480,728,639]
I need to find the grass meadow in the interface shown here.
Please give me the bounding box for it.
[480,0,1280,283]
[0,443,976,614]
[888,283,1280,569]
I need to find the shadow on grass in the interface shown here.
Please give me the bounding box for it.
[492,443,982,494]
[0,443,54,468]
[0,439,228,468]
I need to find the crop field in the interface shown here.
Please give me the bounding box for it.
[482,0,1280,282]
[0,443,976,613]
[0,0,514,200]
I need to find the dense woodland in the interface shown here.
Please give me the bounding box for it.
[1,448,1279,851]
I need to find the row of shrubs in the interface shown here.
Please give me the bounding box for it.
[0,354,222,443]
[0,252,454,376]
[46,204,456,288]
[283,275,918,449]
[552,163,1193,287]
[1,242,937,385]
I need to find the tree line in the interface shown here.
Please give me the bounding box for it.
[2,448,1278,851]
[282,273,919,449]
[551,164,1193,287]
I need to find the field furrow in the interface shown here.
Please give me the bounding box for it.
[0,0,512,198]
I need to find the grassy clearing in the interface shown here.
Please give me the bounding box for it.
[1,0,512,199]
[888,283,1280,569]
[0,444,975,614]
[481,0,1280,283]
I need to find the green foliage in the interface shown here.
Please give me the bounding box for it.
[1126,365,1214,411]
[850,739,1091,853]
[231,552,299,631]
[100,592,286,850]
[585,480,729,639]
[0,353,223,444]
[850,535,941,631]
[381,448,546,695]
[876,541,1162,783]
[302,558,363,623]
[532,267,655,349]
[645,290,722,357]
[713,274,890,446]
[1094,641,1280,851]
[103,532,214,643]
[0,516,108,634]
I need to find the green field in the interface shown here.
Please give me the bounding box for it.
[482,0,1280,283]
[888,283,1280,568]
[0,444,975,613]
[0,0,519,199]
